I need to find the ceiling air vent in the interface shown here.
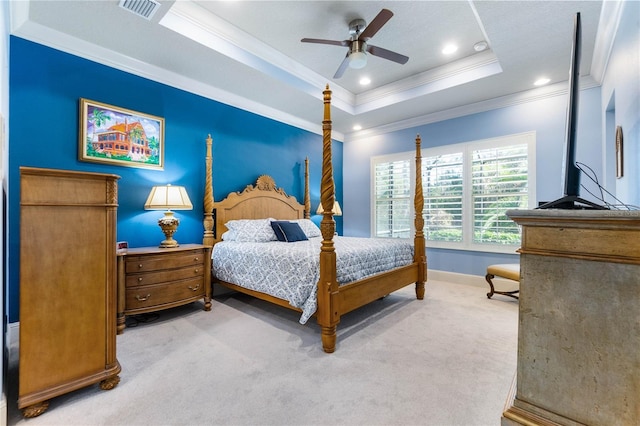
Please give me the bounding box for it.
[119,0,161,21]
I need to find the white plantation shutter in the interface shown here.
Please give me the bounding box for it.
[422,152,464,242]
[374,159,411,237]
[472,145,529,244]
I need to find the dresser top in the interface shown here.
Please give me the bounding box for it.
[119,244,208,256]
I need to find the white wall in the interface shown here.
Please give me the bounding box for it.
[600,0,640,207]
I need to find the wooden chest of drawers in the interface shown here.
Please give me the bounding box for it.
[19,167,121,417]
[116,244,211,333]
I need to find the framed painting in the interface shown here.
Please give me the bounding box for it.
[79,99,164,170]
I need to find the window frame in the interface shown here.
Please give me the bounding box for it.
[371,132,536,254]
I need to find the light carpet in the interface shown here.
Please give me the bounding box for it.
[7,279,518,426]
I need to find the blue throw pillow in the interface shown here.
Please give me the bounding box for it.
[271,221,288,241]
[271,221,308,242]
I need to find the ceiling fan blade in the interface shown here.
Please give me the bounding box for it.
[301,38,349,47]
[366,44,409,64]
[333,54,350,79]
[358,9,393,41]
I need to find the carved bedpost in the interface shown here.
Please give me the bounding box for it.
[304,157,311,219]
[317,84,339,353]
[414,134,426,300]
[203,134,215,247]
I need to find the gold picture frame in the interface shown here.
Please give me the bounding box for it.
[79,98,164,170]
[616,125,623,178]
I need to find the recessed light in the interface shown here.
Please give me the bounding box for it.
[353,125,362,131]
[442,44,458,55]
[359,77,371,86]
[534,77,551,86]
[473,41,488,52]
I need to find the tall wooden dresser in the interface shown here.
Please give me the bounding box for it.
[19,167,121,418]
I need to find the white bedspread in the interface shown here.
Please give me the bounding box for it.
[212,236,414,324]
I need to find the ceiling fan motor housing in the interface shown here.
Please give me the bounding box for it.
[349,19,367,37]
[350,39,367,55]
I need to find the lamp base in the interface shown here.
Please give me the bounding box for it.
[157,211,180,248]
[159,239,179,249]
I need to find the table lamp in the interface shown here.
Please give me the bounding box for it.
[144,184,193,248]
[316,200,342,216]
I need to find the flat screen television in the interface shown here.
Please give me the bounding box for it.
[538,12,606,210]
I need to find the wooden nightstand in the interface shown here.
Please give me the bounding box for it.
[116,244,211,333]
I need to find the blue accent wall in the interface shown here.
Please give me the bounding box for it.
[8,36,343,322]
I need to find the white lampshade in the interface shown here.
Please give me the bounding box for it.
[316,201,342,216]
[144,184,192,248]
[144,184,193,211]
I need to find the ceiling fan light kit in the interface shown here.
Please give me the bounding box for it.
[301,8,409,78]
[348,41,367,69]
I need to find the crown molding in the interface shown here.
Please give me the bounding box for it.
[161,1,504,117]
[354,51,501,114]
[10,2,345,141]
[590,0,624,83]
[12,0,610,146]
[345,76,600,143]
[160,0,355,114]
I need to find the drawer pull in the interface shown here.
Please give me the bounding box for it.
[138,264,143,269]
[138,277,143,282]
[194,269,199,273]
[188,284,201,292]
[135,294,151,301]
[194,257,200,261]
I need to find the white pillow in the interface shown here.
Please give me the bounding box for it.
[292,219,322,238]
[224,218,277,242]
[220,230,236,241]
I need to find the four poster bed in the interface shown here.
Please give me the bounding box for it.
[202,85,427,353]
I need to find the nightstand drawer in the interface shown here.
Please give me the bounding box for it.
[126,265,204,287]
[125,278,205,310]
[125,249,205,273]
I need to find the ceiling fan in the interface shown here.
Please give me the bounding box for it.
[301,9,409,79]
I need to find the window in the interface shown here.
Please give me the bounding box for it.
[423,151,464,242]
[372,132,535,253]
[471,144,529,245]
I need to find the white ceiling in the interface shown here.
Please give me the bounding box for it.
[11,0,613,141]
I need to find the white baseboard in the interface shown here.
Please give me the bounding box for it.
[427,269,487,287]
[427,269,516,290]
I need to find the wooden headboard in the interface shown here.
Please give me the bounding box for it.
[202,132,311,246]
[212,175,306,244]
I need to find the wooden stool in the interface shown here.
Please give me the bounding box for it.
[485,264,520,300]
